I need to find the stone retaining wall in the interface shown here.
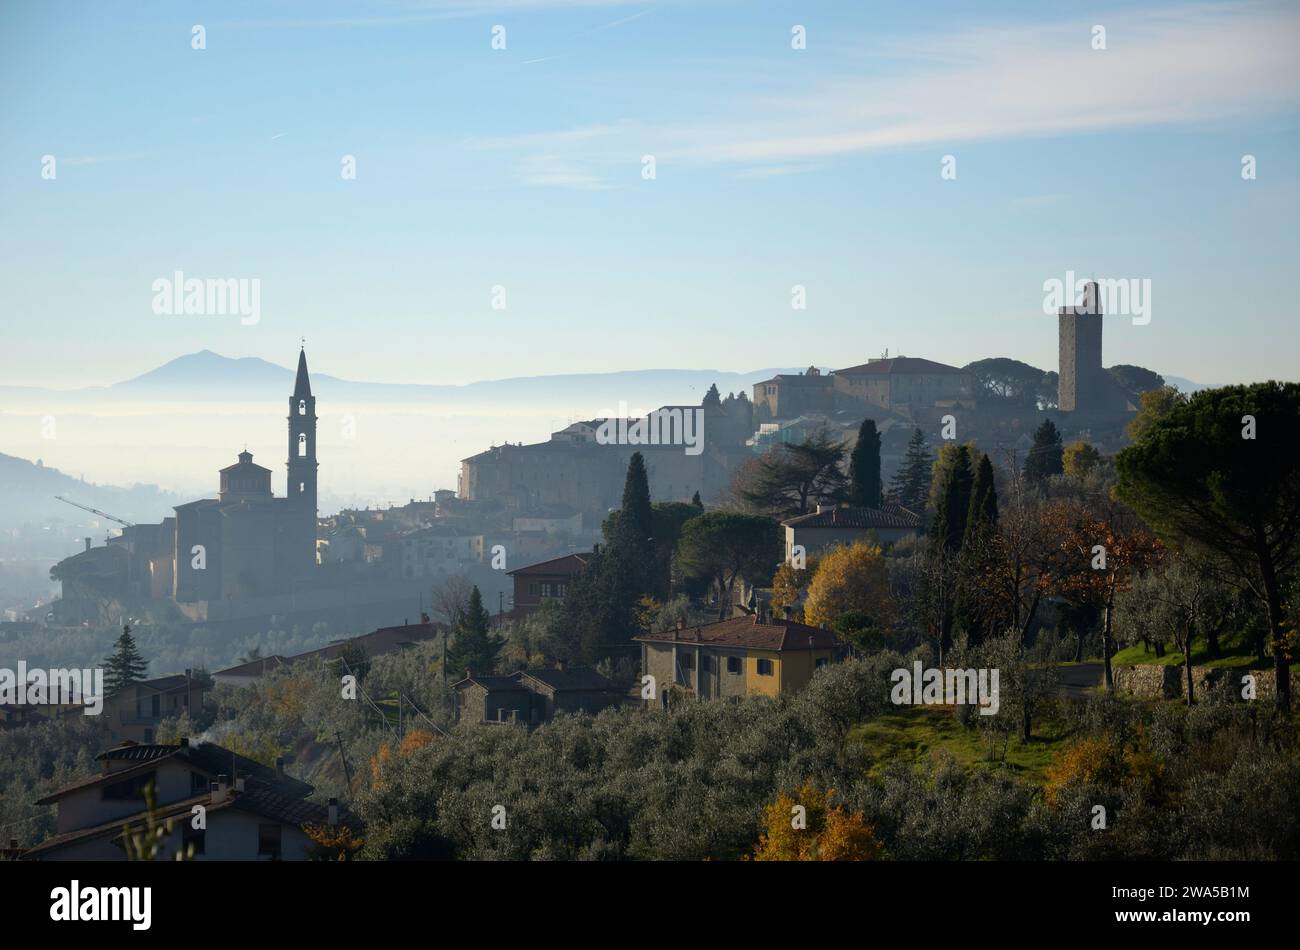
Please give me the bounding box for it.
[1112,663,1300,702]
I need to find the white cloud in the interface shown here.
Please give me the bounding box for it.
[471,2,1300,185]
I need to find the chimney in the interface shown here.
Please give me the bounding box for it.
[465,667,473,679]
[209,781,222,804]
[235,771,246,792]
[675,618,685,631]
[218,773,229,796]
[327,797,339,827]
[83,537,92,552]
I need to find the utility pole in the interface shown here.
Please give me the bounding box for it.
[334,731,353,796]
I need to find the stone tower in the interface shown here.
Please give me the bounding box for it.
[1058,281,1105,413]
[286,347,318,572]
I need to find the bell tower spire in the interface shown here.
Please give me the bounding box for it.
[287,346,318,568]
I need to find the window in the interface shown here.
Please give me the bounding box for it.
[726,656,741,674]
[191,771,208,795]
[756,658,774,676]
[103,772,153,801]
[815,657,830,669]
[150,695,161,717]
[298,399,307,415]
[529,582,539,596]
[679,652,694,670]
[297,433,307,457]
[299,481,305,493]
[701,655,714,673]
[258,824,282,860]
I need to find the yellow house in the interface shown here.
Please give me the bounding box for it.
[635,614,842,705]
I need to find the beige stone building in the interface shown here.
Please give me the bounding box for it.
[636,614,842,704]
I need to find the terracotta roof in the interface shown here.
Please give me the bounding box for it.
[782,504,921,530]
[127,674,199,693]
[505,552,592,577]
[635,615,841,652]
[212,622,440,680]
[453,674,526,692]
[518,667,617,692]
[835,357,966,376]
[452,667,617,693]
[218,453,272,476]
[36,740,311,804]
[755,373,834,387]
[211,655,290,678]
[23,780,357,859]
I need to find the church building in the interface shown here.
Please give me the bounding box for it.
[172,348,320,602]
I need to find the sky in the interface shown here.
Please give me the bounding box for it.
[1,0,1298,390]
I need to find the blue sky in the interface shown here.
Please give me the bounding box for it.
[1,0,1297,389]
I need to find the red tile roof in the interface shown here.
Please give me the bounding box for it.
[835,357,966,376]
[506,552,592,577]
[635,615,840,652]
[782,504,921,530]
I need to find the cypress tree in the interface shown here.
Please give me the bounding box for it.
[848,418,882,508]
[691,490,704,510]
[616,453,653,544]
[930,445,974,553]
[1024,418,1064,484]
[103,624,149,694]
[965,453,999,542]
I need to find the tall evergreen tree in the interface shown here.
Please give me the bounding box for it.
[615,452,654,548]
[930,445,975,553]
[847,418,882,508]
[888,428,933,511]
[608,451,658,596]
[965,453,999,542]
[103,624,148,694]
[445,586,503,678]
[956,453,1000,646]
[1023,418,1064,484]
[702,384,722,408]
[691,490,704,510]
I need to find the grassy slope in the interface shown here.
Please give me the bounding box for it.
[849,705,1074,786]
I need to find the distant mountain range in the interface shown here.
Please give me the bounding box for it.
[0,452,183,529]
[3,350,799,410]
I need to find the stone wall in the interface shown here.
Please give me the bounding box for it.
[1112,663,1300,702]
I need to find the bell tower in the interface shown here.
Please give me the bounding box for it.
[287,346,318,567]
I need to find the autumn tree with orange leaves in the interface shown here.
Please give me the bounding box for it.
[752,782,883,861]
